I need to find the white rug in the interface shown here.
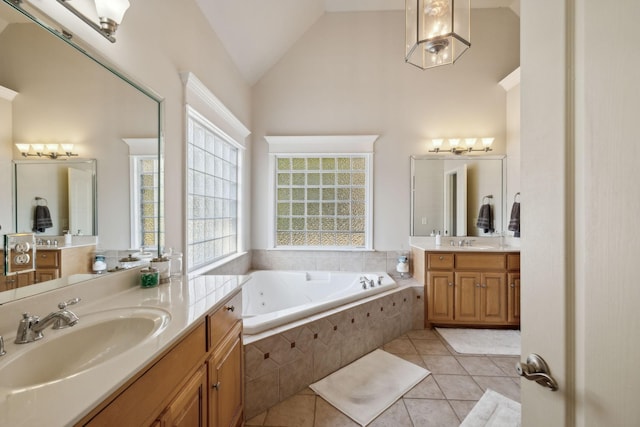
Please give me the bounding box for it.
[309,349,430,426]
[436,328,521,355]
[460,389,521,427]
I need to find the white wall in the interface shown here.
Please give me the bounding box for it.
[251,9,520,250]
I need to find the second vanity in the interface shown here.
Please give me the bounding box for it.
[0,268,249,426]
[411,237,521,329]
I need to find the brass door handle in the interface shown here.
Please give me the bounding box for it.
[212,381,221,390]
[225,305,235,312]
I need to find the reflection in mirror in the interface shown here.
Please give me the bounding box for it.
[411,156,505,237]
[14,159,96,236]
[0,0,162,303]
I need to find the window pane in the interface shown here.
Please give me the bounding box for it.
[187,111,239,271]
[273,154,369,250]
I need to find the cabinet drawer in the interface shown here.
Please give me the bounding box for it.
[36,250,60,268]
[427,253,454,269]
[455,253,506,270]
[209,291,242,350]
[507,253,520,270]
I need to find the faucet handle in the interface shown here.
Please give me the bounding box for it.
[0,336,6,356]
[58,297,81,310]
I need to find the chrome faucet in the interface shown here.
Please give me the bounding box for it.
[15,298,81,344]
[0,336,6,356]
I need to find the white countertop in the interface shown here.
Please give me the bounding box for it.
[409,236,521,253]
[0,269,249,427]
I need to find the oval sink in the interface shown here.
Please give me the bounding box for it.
[0,307,170,390]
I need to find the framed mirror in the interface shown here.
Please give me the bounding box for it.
[411,156,505,237]
[0,0,163,302]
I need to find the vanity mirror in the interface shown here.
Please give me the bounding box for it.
[0,0,163,301]
[411,156,505,237]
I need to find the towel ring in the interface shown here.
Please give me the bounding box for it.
[35,197,48,206]
[514,192,521,202]
[482,195,493,204]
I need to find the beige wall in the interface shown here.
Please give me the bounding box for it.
[251,9,520,250]
[2,0,252,253]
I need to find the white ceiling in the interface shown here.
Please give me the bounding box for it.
[195,0,520,85]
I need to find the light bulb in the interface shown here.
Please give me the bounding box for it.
[46,144,59,153]
[432,139,444,149]
[31,143,45,153]
[465,138,476,148]
[448,138,460,148]
[15,143,30,153]
[482,138,494,148]
[95,0,130,24]
[61,143,74,153]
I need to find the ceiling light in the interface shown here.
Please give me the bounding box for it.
[405,0,471,70]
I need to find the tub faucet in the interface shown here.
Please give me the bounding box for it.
[15,298,81,344]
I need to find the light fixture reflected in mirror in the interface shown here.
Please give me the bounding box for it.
[55,0,130,43]
[428,137,493,154]
[405,0,471,70]
[15,142,79,159]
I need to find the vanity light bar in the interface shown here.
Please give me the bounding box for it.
[429,138,494,154]
[15,143,79,159]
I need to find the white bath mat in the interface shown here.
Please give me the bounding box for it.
[436,328,520,355]
[460,389,521,427]
[309,349,430,426]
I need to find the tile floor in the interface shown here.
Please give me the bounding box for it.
[245,328,521,427]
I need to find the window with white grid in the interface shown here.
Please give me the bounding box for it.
[266,136,376,250]
[186,109,239,271]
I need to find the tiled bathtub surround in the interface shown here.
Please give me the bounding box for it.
[251,249,411,280]
[244,286,417,420]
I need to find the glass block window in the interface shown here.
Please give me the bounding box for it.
[274,154,370,249]
[130,155,162,250]
[186,111,239,271]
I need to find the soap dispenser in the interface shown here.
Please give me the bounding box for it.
[435,231,441,246]
[396,256,409,278]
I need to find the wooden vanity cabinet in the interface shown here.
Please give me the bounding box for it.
[35,246,94,283]
[77,290,243,427]
[413,248,520,328]
[208,291,243,427]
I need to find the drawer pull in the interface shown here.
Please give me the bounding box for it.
[225,305,235,312]
[476,284,481,287]
[438,256,444,260]
[510,283,515,288]
[448,282,453,287]
[212,381,221,390]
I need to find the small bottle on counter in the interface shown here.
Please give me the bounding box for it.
[64,231,72,246]
[435,231,441,246]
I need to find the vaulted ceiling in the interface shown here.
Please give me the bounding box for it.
[195,0,520,85]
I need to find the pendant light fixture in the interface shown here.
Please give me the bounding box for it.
[405,0,471,70]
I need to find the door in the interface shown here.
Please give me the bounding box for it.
[521,1,640,425]
[68,167,94,235]
[443,164,467,237]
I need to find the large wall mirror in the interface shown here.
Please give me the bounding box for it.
[411,156,505,237]
[0,0,163,302]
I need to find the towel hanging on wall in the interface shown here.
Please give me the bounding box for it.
[476,203,494,233]
[508,192,521,237]
[33,205,53,232]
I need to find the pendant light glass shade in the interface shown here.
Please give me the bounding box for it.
[405,0,471,70]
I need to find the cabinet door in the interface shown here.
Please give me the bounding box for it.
[16,271,35,287]
[480,272,507,323]
[427,271,454,322]
[36,269,59,283]
[507,273,521,324]
[159,365,207,427]
[209,323,243,427]
[454,272,481,322]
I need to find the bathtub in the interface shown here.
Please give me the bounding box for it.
[242,270,398,335]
